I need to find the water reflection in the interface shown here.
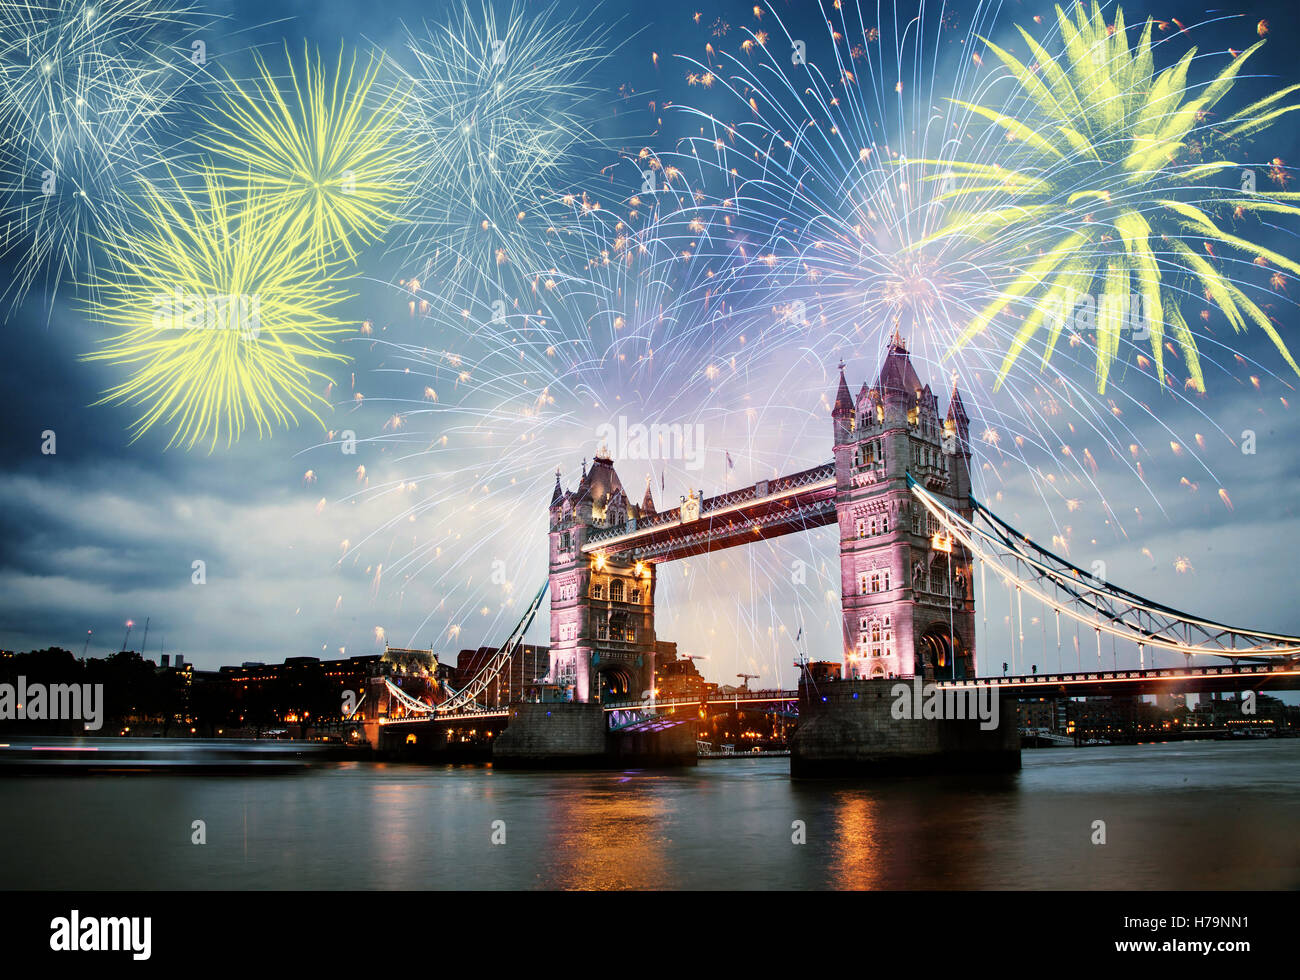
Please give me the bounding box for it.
[0,742,1295,889]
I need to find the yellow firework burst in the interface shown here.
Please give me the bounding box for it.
[82,168,354,451]
[200,43,412,260]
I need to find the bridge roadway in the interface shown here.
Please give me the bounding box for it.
[581,462,837,563]
[375,660,1300,727]
[602,661,1300,709]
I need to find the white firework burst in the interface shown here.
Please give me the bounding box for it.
[381,0,616,300]
[0,0,211,315]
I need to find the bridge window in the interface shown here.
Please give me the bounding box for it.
[611,579,624,602]
[859,573,869,595]
[881,514,889,534]
[883,615,893,642]
[560,531,571,552]
[592,583,604,600]
[856,518,866,539]
[596,621,609,640]
[870,572,881,593]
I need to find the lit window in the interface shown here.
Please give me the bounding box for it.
[611,579,624,602]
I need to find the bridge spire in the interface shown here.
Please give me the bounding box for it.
[889,315,906,351]
[831,361,854,418]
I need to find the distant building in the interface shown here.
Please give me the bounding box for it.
[214,654,383,730]
[1156,692,1186,712]
[804,660,842,684]
[655,654,710,699]
[453,644,550,707]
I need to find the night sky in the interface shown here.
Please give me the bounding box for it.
[2,0,1298,693]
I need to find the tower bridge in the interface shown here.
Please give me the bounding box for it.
[545,333,979,703]
[367,334,1300,773]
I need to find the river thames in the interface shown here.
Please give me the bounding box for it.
[1,740,1296,890]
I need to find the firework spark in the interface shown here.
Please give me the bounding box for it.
[82,168,354,451]
[381,0,615,296]
[929,1,1300,394]
[0,0,210,314]
[200,42,413,261]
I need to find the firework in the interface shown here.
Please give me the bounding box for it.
[301,1,1280,681]
[81,168,354,451]
[929,1,1300,394]
[199,42,413,262]
[381,0,615,297]
[0,0,210,314]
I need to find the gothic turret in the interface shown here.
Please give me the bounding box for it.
[874,330,923,405]
[946,382,970,446]
[832,362,855,446]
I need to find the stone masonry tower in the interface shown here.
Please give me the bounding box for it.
[831,332,976,680]
[547,452,657,702]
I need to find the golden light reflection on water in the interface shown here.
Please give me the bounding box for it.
[540,775,673,889]
[825,792,885,890]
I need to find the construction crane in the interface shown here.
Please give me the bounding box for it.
[737,672,759,690]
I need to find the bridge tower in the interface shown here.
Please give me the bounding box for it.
[831,332,976,680]
[547,452,658,702]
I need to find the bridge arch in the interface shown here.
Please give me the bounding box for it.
[918,624,970,679]
[596,664,635,701]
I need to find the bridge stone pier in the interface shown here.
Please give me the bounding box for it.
[792,678,1020,777]
[492,702,697,768]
